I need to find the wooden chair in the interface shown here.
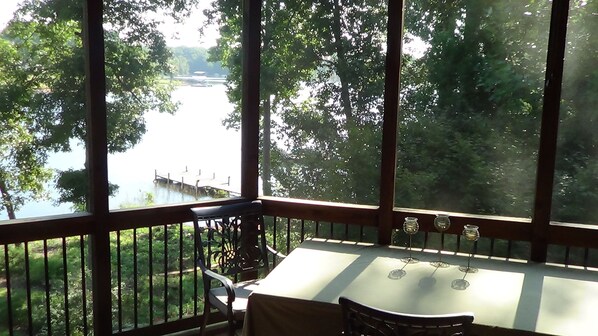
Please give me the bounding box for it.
[191,201,284,336]
[339,296,474,336]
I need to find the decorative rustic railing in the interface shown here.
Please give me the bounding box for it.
[1,197,597,335]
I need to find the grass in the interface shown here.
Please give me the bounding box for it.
[0,225,204,336]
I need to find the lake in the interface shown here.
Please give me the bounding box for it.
[3,84,240,220]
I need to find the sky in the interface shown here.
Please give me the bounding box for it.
[0,0,217,47]
[0,0,19,29]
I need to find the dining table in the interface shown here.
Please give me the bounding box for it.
[242,238,598,336]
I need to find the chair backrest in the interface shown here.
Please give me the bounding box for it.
[191,201,270,280]
[339,297,474,336]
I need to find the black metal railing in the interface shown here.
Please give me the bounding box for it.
[2,199,598,336]
[110,223,201,332]
[1,235,91,336]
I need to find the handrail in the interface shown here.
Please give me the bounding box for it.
[0,213,92,244]
[1,197,597,248]
[1,197,597,336]
[259,196,378,227]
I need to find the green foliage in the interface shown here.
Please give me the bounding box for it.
[206,0,597,224]
[551,1,598,223]
[170,46,227,77]
[0,0,199,218]
[54,168,120,211]
[394,0,552,217]
[118,191,155,209]
[0,226,203,335]
[209,0,387,204]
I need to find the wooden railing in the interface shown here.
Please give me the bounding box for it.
[1,197,597,335]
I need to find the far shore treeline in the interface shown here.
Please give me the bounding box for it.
[170,46,227,77]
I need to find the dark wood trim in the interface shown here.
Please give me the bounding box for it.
[548,223,598,248]
[531,0,570,262]
[260,196,378,227]
[82,0,111,334]
[84,2,109,214]
[378,0,405,245]
[0,214,92,244]
[241,0,261,199]
[107,198,248,230]
[112,312,226,336]
[4,199,597,250]
[113,316,201,336]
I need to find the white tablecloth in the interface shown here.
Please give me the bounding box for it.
[243,238,598,336]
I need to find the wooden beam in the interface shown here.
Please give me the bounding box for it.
[83,0,111,334]
[531,0,570,262]
[0,214,92,244]
[241,0,261,199]
[378,0,405,244]
[107,198,248,230]
[260,196,378,227]
[548,223,598,248]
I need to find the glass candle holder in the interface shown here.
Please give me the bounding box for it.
[459,225,480,273]
[401,217,419,264]
[431,214,451,268]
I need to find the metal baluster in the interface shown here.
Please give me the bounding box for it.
[300,219,305,243]
[149,226,154,325]
[62,238,70,335]
[24,242,33,336]
[193,223,198,316]
[271,217,278,268]
[286,218,291,255]
[117,231,122,331]
[44,240,52,336]
[164,224,168,322]
[273,216,278,252]
[179,222,184,319]
[4,245,14,336]
[80,236,88,335]
[133,229,139,328]
[583,248,589,268]
[315,221,320,238]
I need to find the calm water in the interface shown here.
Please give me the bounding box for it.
[4,84,240,220]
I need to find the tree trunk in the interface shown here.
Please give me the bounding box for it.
[261,0,272,196]
[0,178,16,219]
[330,0,360,200]
[331,0,353,121]
[262,96,272,196]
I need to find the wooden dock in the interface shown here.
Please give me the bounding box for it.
[154,168,239,197]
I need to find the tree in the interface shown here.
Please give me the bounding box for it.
[396,0,550,217]
[0,0,199,218]
[551,0,598,224]
[209,0,596,221]
[171,46,227,76]
[207,0,386,204]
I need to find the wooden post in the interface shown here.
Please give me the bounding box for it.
[531,0,570,262]
[83,0,111,334]
[377,0,405,245]
[241,0,261,200]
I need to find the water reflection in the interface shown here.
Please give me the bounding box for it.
[6,85,237,219]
